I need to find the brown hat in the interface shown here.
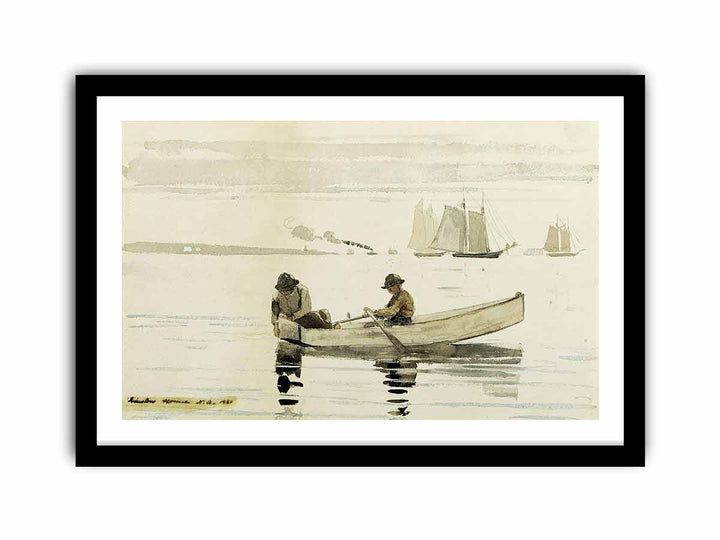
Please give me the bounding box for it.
[275,273,299,291]
[381,273,405,289]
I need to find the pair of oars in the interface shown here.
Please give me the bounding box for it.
[335,310,409,355]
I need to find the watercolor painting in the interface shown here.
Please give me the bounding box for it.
[122,121,598,420]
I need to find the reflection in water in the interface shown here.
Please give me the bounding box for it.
[416,344,522,400]
[275,342,303,413]
[374,360,418,417]
[420,343,523,363]
[287,341,524,418]
[302,342,523,363]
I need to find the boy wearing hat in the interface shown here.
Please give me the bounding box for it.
[372,273,415,326]
[271,273,335,336]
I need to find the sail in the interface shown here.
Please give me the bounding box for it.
[544,225,560,252]
[559,226,571,252]
[468,210,490,253]
[430,205,466,252]
[407,200,428,251]
[424,206,438,248]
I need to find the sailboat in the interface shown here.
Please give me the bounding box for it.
[430,192,517,258]
[543,218,584,257]
[408,200,445,257]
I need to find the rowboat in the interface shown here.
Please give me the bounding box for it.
[277,292,524,349]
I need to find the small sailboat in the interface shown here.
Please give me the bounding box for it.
[430,192,517,258]
[543,218,584,257]
[408,200,445,257]
[388,248,398,255]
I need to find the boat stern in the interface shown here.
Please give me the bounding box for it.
[277,319,306,345]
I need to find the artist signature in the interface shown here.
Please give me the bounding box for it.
[126,396,235,405]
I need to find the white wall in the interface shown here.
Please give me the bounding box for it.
[1,1,717,538]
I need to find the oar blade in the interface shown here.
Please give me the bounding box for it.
[386,333,409,354]
[363,308,410,355]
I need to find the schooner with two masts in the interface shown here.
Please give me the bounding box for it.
[543,218,584,257]
[429,192,517,258]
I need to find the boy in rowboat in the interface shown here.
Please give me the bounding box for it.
[370,273,415,326]
[271,273,337,337]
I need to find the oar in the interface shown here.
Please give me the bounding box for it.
[363,308,409,355]
[336,313,370,324]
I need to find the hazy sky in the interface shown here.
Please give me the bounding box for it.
[122,121,598,191]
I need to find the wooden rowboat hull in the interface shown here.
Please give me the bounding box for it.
[278,292,524,348]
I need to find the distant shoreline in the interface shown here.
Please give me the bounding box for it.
[123,242,338,256]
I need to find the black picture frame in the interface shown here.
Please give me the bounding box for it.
[76,74,645,467]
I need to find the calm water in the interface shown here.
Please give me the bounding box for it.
[122,251,598,420]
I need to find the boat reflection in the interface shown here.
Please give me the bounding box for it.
[298,341,523,415]
[275,342,304,411]
[301,341,522,363]
[416,344,521,400]
[374,360,418,417]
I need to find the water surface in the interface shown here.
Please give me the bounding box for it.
[122,251,598,420]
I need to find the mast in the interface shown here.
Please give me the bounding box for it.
[556,217,560,252]
[558,217,571,252]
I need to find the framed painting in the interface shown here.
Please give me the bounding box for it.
[76,74,644,466]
